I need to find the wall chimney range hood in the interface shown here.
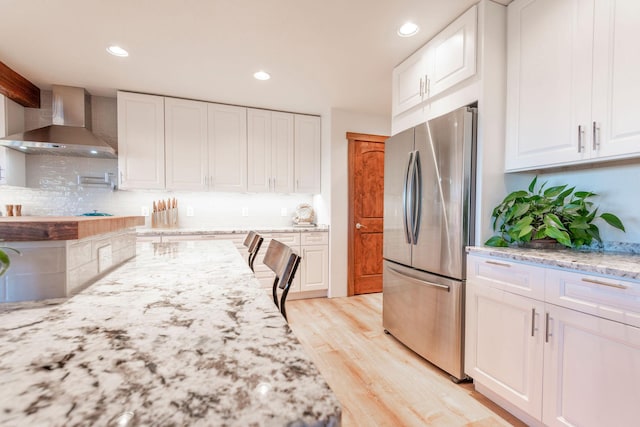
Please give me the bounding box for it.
[0,85,116,159]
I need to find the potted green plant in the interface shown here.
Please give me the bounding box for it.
[485,176,625,248]
[0,246,20,277]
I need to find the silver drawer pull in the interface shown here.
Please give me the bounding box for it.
[486,260,511,268]
[581,278,628,290]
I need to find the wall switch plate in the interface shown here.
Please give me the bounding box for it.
[242,207,249,217]
[281,207,288,217]
[141,206,149,217]
[186,206,194,217]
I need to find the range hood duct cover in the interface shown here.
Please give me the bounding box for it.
[0,85,116,159]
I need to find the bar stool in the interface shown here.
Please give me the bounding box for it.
[243,231,263,273]
[263,239,301,321]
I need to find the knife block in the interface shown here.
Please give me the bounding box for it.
[152,208,179,228]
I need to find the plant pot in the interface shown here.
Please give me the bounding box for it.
[514,238,568,250]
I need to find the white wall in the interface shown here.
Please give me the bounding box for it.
[503,162,640,245]
[329,108,390,298]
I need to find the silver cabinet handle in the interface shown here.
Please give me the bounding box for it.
[425,74,430,98]
[120,171,123,185]
[0,165,4,181]
[486,260,511,268]
[578,125,584,153]
[419,77,424,97]
[545,312,552,343]
[581,277,628,290]
[592,121,600,150]
[531,308,536,337]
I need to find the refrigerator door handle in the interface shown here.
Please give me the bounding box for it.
[402,151,415,244]
[387,266,451,291]
[411,150,422,244]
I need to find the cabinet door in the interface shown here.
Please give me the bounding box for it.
[391,44,428,116]
[294,114,321,193]
[300,244,328,292]
[208,103,247,192]
[505,0,593,171]
[247,108,272,192]
[427,4,477,98]
[466,283,544,420]
[271,112,294,193]
[117,92,165,189]
[591,0,640,160]
[543,305,640,427]
[165,98,208,191]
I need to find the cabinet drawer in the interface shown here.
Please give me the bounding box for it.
[545,269,640,328]
[467,254,545,300]
[300,231,328,246]
[263,232,300,247]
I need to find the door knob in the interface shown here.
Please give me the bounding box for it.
[355,223,366,229]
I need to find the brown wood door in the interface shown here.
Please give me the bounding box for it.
[348,132,387,295]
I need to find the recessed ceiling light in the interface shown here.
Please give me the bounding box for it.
[253,70,271,81]
[19,146,27,150]
[398,22,419,37]
[90,150,98,154]
[107,45,129,57]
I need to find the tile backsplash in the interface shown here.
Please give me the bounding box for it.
[1,154,314,228]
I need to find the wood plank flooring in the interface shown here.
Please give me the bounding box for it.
[287,293,526,427]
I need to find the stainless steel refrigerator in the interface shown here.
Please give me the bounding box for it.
[382,106,476,382]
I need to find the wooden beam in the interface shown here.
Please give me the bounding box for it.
[0,60,40,108]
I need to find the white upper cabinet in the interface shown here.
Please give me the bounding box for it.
[591,0,640,159]
[506,0,640,171]
[165,98,208,191]
[392,5,477,117]
[117,92,165,189]
[247,109,294,193]
[117,92,320,193]
[392,44,430,116]
[428,4,477,98]
[208,103,247,192]
[294,114,321,193]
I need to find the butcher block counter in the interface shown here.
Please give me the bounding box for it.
[0,216,144,241]
[0,216,144,303]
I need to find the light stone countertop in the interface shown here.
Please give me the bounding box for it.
[0,241,341,426]
[137,225,329,236]
[467,246,640,281]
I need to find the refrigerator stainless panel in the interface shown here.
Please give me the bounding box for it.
[412,107,476,279]
[382,260,464,380]
[383,126,415,267]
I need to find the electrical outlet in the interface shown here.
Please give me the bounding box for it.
[187,206,194,217]
[141,206,149,217]
[242,207,249,217]
[281,207,288,217]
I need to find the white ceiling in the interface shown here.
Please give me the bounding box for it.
[0,0,511,116]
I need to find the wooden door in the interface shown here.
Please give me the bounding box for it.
[348,132,387,295]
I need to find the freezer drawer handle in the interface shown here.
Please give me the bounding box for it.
[485,260,510,268]
[387,266,450,292]
[581,277,628,290]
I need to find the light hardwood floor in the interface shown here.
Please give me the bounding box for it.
[287,293,526,427]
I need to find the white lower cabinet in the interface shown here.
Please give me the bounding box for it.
[542,304,640,427]
[299,232,329,292]
[466,282,544,418]
[466,253,640,426]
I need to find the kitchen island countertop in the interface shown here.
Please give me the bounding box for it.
[467,245,640,281]
[0,240,341,426]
